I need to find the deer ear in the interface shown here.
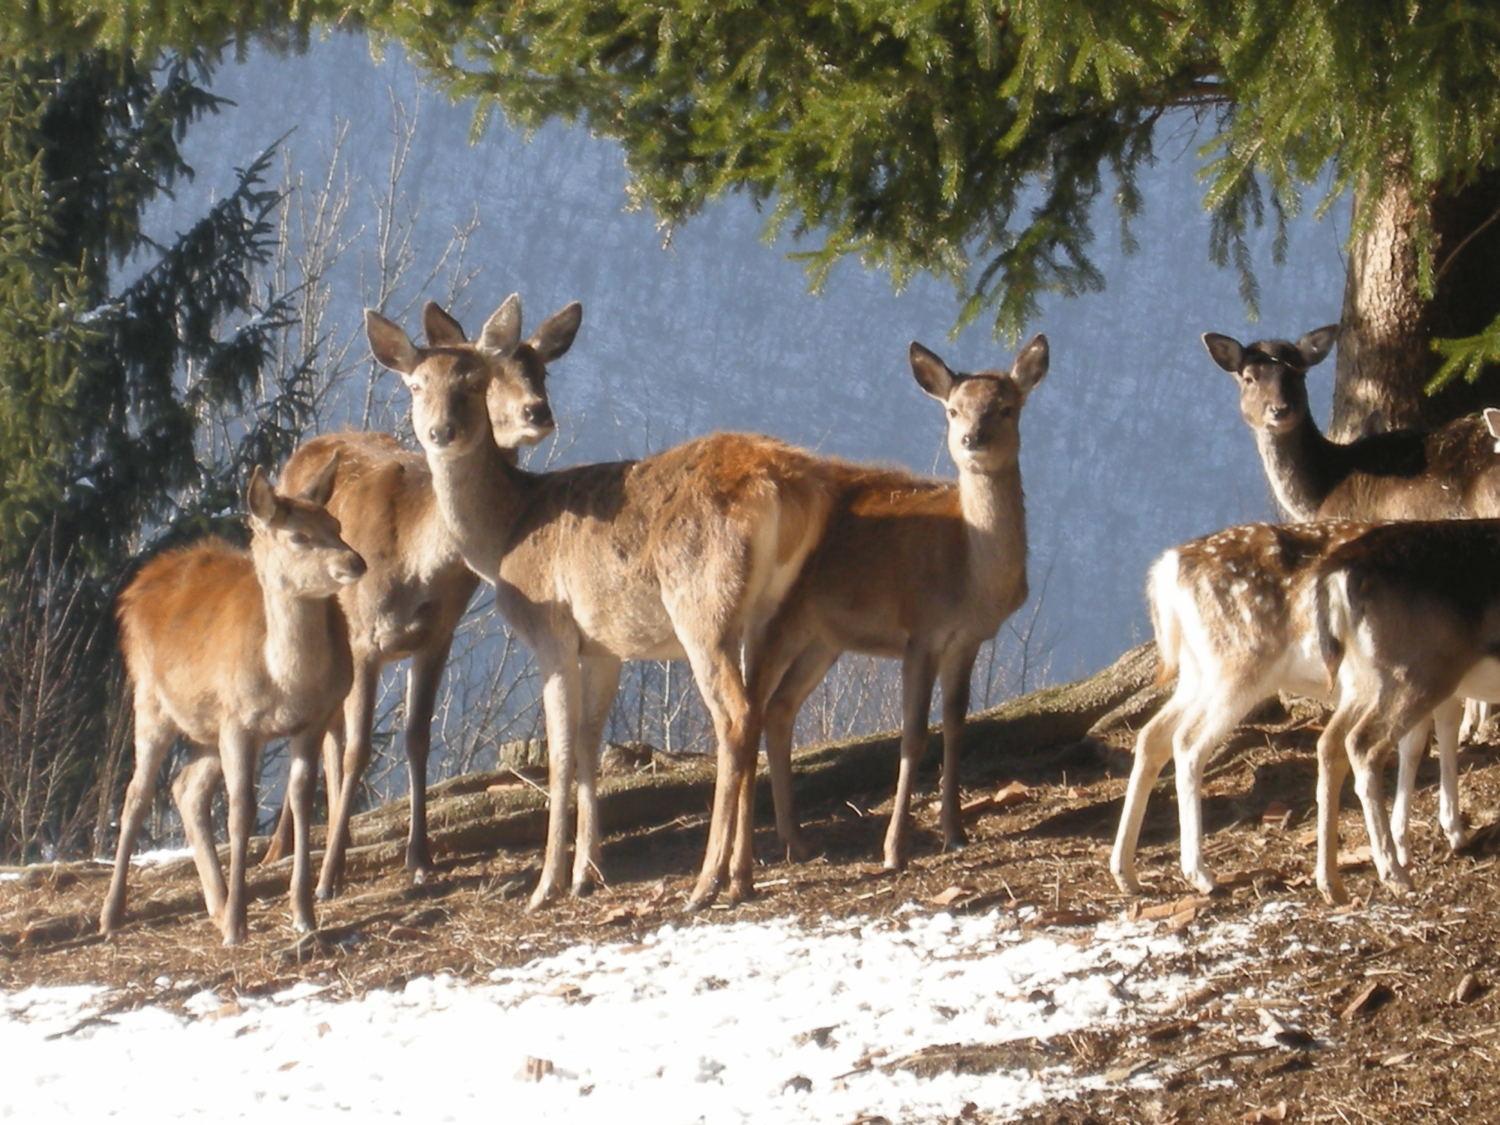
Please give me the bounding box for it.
[423,302,467,347]
[1296,324,1339,368]
[246,466,281,525]
[909,341,957,401]
[1202,332,1245,374]
[298,453,340,508]
[529,301,583,363]
[1009,334,1049,397]
[366,309,421,377]
[479,293,523,357]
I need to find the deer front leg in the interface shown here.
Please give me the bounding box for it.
[1431,697,1467,852]
[219,727,259,946]
[316,662,376,900]
[403,641,453,884]
[171,751,227,923]
[287,729,321,934]
[572,654,622,896]
[884,646,938,871]
[937,646,979,852]
[530,645,582,912]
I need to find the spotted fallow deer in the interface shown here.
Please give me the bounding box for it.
[104,464,366,945]
[1311,517,1500,903]
[367,297,834,910]
[746,337,1048,871]
[1110,520,1461,899]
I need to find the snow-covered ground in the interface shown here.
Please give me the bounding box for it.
[0,903,1273,1123]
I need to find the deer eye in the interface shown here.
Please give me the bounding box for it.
[946,407,957,419]
[289,532,310,548]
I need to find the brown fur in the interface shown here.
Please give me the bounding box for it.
[103,469,364,945]
[259,429,482,897]
[369,296,835,909]
[749,338,1048,870]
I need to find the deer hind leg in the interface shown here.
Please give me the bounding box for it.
[218,728,258,946]
[1110,691,1189,893]
[884,645,939,871]
[571,653,622,896]
[1389,714,1435,869]
[755,642,839,865]
[1315,701,1357,905]
[529,635,583,912]
[100,689,175,936]
[171,750,227,924]
[1172,691,1243,895]
[1430,697,1467,852]
[316,662,375,900]
[1345,703,1418,896]
[402,639,455,885]
[936,645,980,853]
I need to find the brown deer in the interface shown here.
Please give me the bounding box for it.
[1110,520,1460,897]
[366,296,834,910]
[104,464,366,945]
[1311,519,1500,903]
[258,433,479,898]
[747,337,1049,870]
[1202,327,1500,522]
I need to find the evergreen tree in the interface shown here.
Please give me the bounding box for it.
[14,3,1490,438]
[0,48,311,860]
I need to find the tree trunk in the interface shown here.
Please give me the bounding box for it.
[1331,167,1500,440]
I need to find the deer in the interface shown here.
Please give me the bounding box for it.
[365,296,835,910]
[1202,326,1500,523]
[1109,520,1462,899]
[745,337,1049,871]
[256,431,481,899]
[103,463,366,945]
[1311,518,1500,903]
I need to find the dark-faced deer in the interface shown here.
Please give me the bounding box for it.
[258,431,480,898]
[104,465,366,945]
[1110,521,1459,897]
[1202,327,1500,523]
[1312,519,1500,902]
[367,297,833,910]
[748,338,1048,870]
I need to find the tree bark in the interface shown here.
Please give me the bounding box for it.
[1332,167,1500,440]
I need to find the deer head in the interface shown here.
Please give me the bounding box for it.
[909,335,1049,473]
[1201,326,1339,435]
[245,462,366,595]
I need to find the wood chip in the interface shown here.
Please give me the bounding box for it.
[1454,972,1483,1005]
[1341,980,1395,1021]
[930,885,977,907]
[517,1056,555,1082]
[1243,1101,1287,1123]
[1260,801,1293,829]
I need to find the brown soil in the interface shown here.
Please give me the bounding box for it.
[4,664,1500,1124]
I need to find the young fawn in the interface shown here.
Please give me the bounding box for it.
[748,337,1048,870]
[1312,517,1500,902]
[1110,521,1458,898]
[367,297,833,910]
[260,433,479,897]
[104,463,366,945]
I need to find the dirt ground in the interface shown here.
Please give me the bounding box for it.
[4,699,1500,1124]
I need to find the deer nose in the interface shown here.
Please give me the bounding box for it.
[1268,404,1291,421]
[522,402,553,426]
[961,432,981,450]
[345,553,368,580]
[428,422,456,446]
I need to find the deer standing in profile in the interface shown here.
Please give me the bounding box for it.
[257,432,481,898]
[1311,518,1500,903]
[1110,520,1460,898]
[367,297,834,910]
[747,338,1048,870]
[103,464,366,945]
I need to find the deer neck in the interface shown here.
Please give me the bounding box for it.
[1255,418,1338,521]
[424,438,527,581]
[255,562,339,690]
[958,460,1027,602]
